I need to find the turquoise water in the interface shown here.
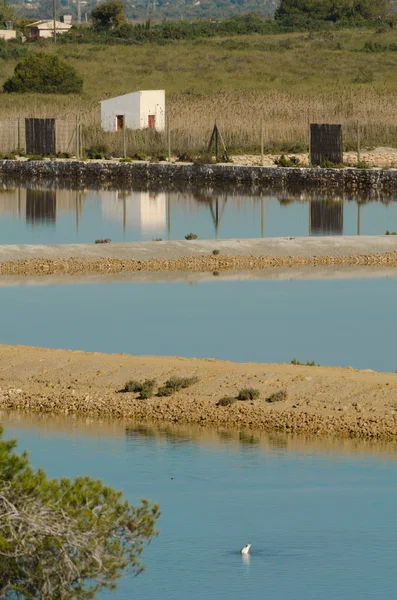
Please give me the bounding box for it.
[0,276,396,371]
[2,415,397,600]
[0,185,396,243]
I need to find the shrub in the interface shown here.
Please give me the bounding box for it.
[212,249,220,255]
[237,387,260,401]
[216,396,236,406]
[121,378,156,399]
[267,389,288,403]
[157,376,199,397]
[95,238,111,244]
[319,158,345,169]
[291,358,318,366]
[3,53,83,94]
[385,231,397,235]
[356,160,369,169]
[185,233,198,240]
[85,144,111,159]
[274,154,301,167]
[153,237,162,241]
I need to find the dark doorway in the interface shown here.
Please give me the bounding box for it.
[116,115,124,130]
[25,119,56,155]
[148,114,155,129]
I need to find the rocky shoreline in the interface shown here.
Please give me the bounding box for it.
[1,345,397,441]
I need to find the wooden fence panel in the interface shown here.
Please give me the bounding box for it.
[310,124,343,166]
[25,118,56,155]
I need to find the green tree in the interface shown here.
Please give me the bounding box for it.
[3,53,84,94]
[0,427,160,599]
[91,0,127,29]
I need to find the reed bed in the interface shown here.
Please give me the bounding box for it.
[76,90,397,157]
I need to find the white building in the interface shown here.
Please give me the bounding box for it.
[100,90,165,133]
[0,30,16,41]
[25,19,72,39]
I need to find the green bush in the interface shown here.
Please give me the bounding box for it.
[267,389,288,403]
[237,387,260,401]
[291,358,318,366]
[85,144,111,159]
[95,238,111,244]
[275,154,301,167]
[185,233,198,240]
[216,396,236,406]
[121,378,156,399]
[212,249,220,255]
[3,53,83,94]
[157,376,199,397]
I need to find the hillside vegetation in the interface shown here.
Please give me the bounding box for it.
[1,18,397,155]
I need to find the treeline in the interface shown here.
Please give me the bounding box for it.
[58,9,397,46]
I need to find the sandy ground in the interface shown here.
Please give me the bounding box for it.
[1,237,397,276]
[232,147,397,168]
[1,345,397,441]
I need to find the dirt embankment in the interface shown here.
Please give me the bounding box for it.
[1,345,397,441]
[1,237,397,276]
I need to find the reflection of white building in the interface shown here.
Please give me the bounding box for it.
[101,191,166,236]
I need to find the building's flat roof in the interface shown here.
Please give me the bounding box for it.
[26,20,71,28]
[100,90,165,104]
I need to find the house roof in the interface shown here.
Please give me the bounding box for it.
[26,20,71,29]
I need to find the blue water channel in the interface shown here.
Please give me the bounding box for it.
[2,414,397,600]
[0,275,396,371]
[0,184,396,243]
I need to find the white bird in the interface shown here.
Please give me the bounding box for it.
[240,543,251,555]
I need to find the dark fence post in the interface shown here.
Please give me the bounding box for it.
[310,124,343,166]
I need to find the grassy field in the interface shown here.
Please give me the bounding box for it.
[1,27,397,155]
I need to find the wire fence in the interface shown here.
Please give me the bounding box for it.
[0,115,395,164]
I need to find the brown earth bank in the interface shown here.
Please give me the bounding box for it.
[1,345,397,441]
[1,237,397,276]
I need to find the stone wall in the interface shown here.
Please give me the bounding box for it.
[0,160,394,195]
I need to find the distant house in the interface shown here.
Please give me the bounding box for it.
[0,30,16,41]
[25,19,72,39]
[100,90,165,133]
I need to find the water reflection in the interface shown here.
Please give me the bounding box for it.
[310,200,343,235]
[0,183,395,243]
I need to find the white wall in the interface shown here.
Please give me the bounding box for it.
[100,90,165,132]
[100,92,140,133]
[139,90,165,132]
[0,30,16,40]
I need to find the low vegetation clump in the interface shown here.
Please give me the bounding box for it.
[385,231,397,235]
[157,376,199,397]
[237,387,260,401]
[274,154,301,167]
[121,378,157,399]
[153,237,163,241]
[291,358,318,366]
[212,249,220,255]
[185,233,198,240]
[85,144,111,159]
[266,389,288,403]
[3,53,83,94]
[95,238,112,244]
[216,396,236,407]
[319,158,345,169]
